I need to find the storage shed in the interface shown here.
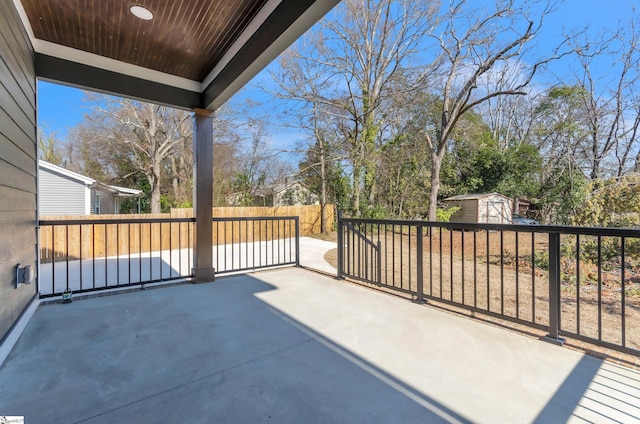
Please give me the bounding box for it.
[444,193,513,224]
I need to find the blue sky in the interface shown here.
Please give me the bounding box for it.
[38,0,638,142]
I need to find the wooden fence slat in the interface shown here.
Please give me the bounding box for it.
[39,205,334,261]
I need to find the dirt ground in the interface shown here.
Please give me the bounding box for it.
[316,229,640,368]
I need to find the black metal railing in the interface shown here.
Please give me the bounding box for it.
[338,214,640,356]
[212,216,300,275]
[39,217,196,297]
[38,215,301,297]
[340,221,381,285]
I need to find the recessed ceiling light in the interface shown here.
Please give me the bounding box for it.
[130,5,153,20]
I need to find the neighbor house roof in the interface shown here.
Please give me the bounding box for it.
[108,186,145,198]
[38,159,95,186]
[272,180,316,195]
[38,160,143,197]
[444,193,511,201]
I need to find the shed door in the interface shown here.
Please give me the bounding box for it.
[486,201,505,224]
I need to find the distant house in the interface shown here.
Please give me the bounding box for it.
[444,193,513,224]
[38,160,143,215]
[227,180,320,207]
[271,181,319,207]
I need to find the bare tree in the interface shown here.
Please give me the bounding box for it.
[574,31,640,180]
[574,16,640,178]
[37,127,65,166]
[422,0,569,221]
[266,36,345,228]
[267,0,438,216]
[532,14,640,182]
[476,65,543,151]
[74,96,191,213]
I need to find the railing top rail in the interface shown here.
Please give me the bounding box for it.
[339,217,640,237]
[39,215,301,227]
[212,216,298,222]
[39,217,196,226]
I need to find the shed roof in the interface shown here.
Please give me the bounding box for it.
[444,192,511,201]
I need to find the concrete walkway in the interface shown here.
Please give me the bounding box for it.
[299,236,337,274]
[1,268,638,423]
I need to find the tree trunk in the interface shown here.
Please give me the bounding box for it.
[319,140,327,233]
[170,155,180,199]
[427,150,444,222]
[352,161,361,216]
[149,168,162,213]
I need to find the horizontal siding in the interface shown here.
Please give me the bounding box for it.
[0,184,35,212]
[0,0,36,94]
[0,0,37,341]
[39,167,88,215]
[96,189,117,214]
[449,199,478,223]
[0,56,36,127]
[0,131,36,174]
[0,103,36,161]
[0,157,36,193]
[0,211,37,257]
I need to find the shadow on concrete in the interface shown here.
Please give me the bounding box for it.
[534,355,602,423]
[1,273,469,423]
[2,269,639,423]
[535,355,640,423]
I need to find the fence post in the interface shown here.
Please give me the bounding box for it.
[295,217,300,267]
[416,225,424,304]
[337,211,344,279]
[544,232,565,345]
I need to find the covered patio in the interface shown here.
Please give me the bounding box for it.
[0,0,339,364]
[2,268,639,423]
[2,1,640,422]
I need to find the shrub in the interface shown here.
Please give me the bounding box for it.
[436,206,461,222]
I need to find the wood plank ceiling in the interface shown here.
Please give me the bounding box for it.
[21,0,269,81]
[15,0,341,110]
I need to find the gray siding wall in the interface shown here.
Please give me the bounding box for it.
[0,0,38,340]
[91,188,116,214]
[39,167,88,215]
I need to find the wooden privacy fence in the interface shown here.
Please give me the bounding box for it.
[39,216,193,263]
[39,205,333,262]
[170,204,334,236]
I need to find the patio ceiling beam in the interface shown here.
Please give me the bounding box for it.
[35,54,202,110]
[202,0,340,110]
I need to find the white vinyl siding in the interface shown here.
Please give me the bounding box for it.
[38,166,89,215]
[91,188,117,214]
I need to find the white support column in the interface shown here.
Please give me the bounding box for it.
[192,108,215,282]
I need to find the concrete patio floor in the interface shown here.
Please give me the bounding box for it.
[1,268,639,423]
